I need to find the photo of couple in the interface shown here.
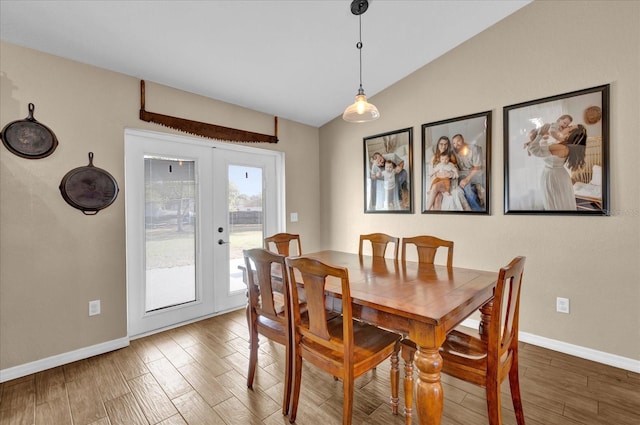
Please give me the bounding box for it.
[422,112,490,214]
[504,85,609,215]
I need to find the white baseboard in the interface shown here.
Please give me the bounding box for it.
[461,319,640,373]
[0,308,241,383]
[3,321,638,383]
[0,337,129,383]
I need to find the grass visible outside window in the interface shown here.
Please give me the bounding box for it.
[146,225,262,269]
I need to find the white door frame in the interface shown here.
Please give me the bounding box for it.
[124,128,285,337]
[211,148,281,312]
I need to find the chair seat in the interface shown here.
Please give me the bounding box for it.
[302,317,400,373]
[441,328,495,389]
[440,328,488,372]
[254,315,287,347]
[257,309,312,338]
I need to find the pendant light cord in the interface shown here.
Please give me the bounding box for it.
[343,0,379,122]
[357,14,364,92]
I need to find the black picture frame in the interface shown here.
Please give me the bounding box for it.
[363,127,413,213]
[421,111,491,214]
[503,84,610,215]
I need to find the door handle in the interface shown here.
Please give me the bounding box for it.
[218,239,229,245]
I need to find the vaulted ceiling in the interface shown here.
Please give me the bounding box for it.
[1,1,530,127]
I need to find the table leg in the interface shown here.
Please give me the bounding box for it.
[479,299,494,343]
[414,346,444,425]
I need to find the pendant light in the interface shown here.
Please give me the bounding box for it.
[343,0,380,123]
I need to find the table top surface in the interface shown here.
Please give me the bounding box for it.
[297,250,498,327]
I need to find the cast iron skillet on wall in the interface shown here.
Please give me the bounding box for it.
[1,103,58,159]
[59,152,119,215]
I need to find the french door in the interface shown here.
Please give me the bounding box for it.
[125,129,283,337]
[211,148,281,312]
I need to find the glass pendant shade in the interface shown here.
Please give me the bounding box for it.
[343,90,379,123]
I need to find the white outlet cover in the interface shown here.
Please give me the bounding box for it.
[89,300,101,316]
[556,297,569,314]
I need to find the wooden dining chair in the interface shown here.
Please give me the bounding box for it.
[440,256,526,425]
[242,248,294,415]
[359,233,399,259]
[401,235,453,267]
[400,235,454,420]
[264,233,302,257]
[285,256,402,425]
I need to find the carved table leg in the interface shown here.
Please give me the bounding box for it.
[414,347,443,425]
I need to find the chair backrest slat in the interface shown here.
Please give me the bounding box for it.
[359,233,399,259]
[488,256,525,362]
[401,235,454,267]
[286,256,352,352]
[265,233,302,257]
[243,248,288,321]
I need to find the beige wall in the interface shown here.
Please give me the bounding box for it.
[0,42,320,370]
[319,1,640,360]
[1,0,638,375]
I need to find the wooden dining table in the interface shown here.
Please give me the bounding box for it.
[291,250,499,425]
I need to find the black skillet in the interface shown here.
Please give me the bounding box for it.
[59,152,119,215]
[1,103,58,159]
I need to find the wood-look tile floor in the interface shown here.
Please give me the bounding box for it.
[1,309,639,425]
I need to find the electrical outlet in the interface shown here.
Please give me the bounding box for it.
[89,300,101,316]
[290,212,299,222]
[556,297,569,314]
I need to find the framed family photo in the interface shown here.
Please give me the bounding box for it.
[363,127,413,213]
[503,84,609,215]
[421,111,491,214]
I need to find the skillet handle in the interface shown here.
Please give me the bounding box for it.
[27,103,35,120]
[82,210,99,216]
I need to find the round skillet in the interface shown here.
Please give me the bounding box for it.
[1,103,58,159]
[59,152,119,215]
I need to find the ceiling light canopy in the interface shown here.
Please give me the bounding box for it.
[343,0,379,123]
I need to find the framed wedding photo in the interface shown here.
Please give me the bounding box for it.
[363,127,413,214]
[503,84,609,215]
[421,111,491,214]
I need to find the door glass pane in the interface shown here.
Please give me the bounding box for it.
[144,158,196,312]
[228,165,263,293]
